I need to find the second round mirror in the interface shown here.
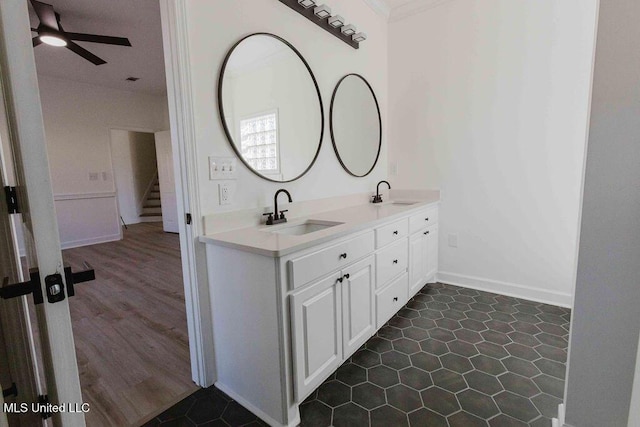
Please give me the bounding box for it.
[330,74,382,177]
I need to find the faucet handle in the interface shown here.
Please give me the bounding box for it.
[279,210,288,219]
[263,212,274,225]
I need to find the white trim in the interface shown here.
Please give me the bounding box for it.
[215,382,300,427]
[437,271,573,308]
[53,192,116,201]
[362,0,391,20]
[60,233,121,250]
[160,0,215,386]
[389,0,456,23]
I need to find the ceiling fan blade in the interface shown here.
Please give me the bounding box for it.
[65,32,131,47]
[66,41,106,65]
[32,37,42,47]
[29,0,59,30]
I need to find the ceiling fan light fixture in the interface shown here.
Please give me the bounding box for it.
[39,28,67,47]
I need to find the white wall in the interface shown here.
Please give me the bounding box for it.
[388,0,598,305]
[110,130,158,225]
[184,0,388,216]
[36,75,168,248]
[563,0,640,425]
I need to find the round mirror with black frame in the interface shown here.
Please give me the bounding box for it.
[330,74,382,177]
[218,33,324,183]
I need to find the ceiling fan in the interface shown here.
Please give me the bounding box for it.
[29,0,131,66]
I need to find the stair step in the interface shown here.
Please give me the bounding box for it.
[153,185,160,191]
[140,213,162,218]
[142,207,162,215]
[144,199,162,207]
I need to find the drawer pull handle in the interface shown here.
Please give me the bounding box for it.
[340,253,347,259]
[393,259,398,264]
[337,277,344,283]
[393,230,398,235]
[393,297,398,302]
[343,274,350,279]
[424,231,429,235]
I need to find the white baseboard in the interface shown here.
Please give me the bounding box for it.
[215,382,299,427]
[60,233,121,250]
[437,271,573,308]
[551,403,575,427]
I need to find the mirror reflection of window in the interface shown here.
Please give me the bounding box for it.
[240,111,280,174]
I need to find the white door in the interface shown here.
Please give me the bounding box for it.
[341,256,375,358]
[0,1,85,426]
[155,130,179,233]
[290,272,343,401]
[409,232,426,295]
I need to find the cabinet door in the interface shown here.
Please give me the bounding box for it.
[409,232,426,295]
[342,256,375,358]
[425,226,438,280]
[290,272,343,401]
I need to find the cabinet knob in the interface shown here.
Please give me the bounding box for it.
[393,259,398,264]
[337,277,344,283]
[393,297,398,302]
[425,217,429,221]
[424,231,429,235]
[340,253,347,259]
[343,274,350,279]
[393,230,398,235]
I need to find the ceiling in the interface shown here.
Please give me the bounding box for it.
[29,0,167,96]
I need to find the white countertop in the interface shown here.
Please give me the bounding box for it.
[199,195,440,257]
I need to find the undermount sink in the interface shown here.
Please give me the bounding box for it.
[375,201,417,206]
[267,220,344,236]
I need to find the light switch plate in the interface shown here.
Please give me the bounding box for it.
[210,156,237,180]
[448,233,458,248]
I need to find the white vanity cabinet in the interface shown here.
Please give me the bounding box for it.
[290,254,375,401]
[203,202,438,427]
[409,207,439,295]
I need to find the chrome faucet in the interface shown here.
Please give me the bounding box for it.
[264,189,292,225]
[372,180,391,203]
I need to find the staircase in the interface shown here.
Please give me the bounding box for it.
[140,178,162,222]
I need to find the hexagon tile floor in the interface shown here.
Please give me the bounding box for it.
[144,283,570,427]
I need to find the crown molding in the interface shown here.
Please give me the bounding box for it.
[362,0,391,20]
[389,0,455,22]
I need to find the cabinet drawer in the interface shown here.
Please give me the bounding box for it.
[376,273,408,328]
[375,218,408,249]
[288,232,374,290]
[409,207,438,234]
[376,239,408,288]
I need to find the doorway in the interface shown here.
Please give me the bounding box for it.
[0,0,201,426]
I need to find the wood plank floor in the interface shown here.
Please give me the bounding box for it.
[62,222,196,427]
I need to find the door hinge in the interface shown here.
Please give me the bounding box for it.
[2,382,17,398]
[0,269,43,304]
[38,394,51,419]
[186,213,192,225]
[4,186,19,214]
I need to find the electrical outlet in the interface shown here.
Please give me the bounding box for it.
[88,172,99,181]
[448,233,458,248]
[219,182,231,205]
[102,171,110,181]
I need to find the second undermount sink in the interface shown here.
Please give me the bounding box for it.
[267,220,344,236]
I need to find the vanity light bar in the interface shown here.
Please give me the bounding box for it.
[341,24,356,36]
[297,0,316,8]
[352,32,367,43]
[328,15,344,28]
[313,4,331,18]
[278,0,363,49]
